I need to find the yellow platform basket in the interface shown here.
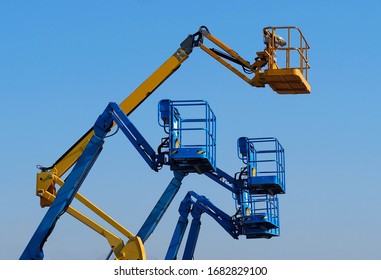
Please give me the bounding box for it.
[262,26,311,94]
[264,68,311,94]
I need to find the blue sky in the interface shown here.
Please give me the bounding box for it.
[1,1,380,260]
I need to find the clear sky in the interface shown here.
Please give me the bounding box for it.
[1,1,380,260]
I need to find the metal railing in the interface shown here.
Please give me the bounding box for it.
[264,26,310,80]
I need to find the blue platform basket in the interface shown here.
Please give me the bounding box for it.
[235,191,280,239]
[238,137,285,194]
[159,100,216,174]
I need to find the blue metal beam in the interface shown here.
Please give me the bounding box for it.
[109,103,160,171]
[137,171,186,243]
[204,168,237,193]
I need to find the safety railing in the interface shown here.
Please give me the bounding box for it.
[235,191,280,237]
[238,137,286,193]
[263,26,310,81]
[158,99,217,172]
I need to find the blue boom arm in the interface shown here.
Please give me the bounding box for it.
[20,102,166,259]
[204,167,238,193]
[137,171,186,243]
[165,191,239,260]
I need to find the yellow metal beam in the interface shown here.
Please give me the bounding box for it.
[202,31,252,69]
[199,44,253,85]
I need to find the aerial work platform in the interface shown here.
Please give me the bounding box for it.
[261,26,310,94]
[159,99,216,174]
